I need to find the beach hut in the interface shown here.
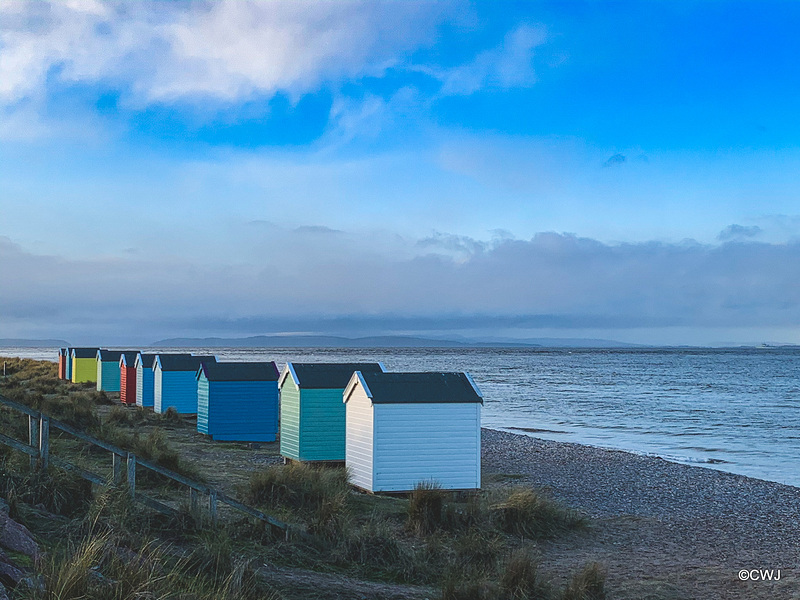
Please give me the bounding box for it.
[279,362,385,462]
[71,348,99,383]
[196,362,280,442]
[154,354,217,415]
[135,353,157,408]
[57,348,68,380]
[343,371,483,493]
[96,349,125,392]
[65,347,74,381]
[119,352,139,405]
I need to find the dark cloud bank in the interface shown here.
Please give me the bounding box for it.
[2,232,799,344]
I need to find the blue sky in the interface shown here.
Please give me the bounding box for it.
[2,0,800,345]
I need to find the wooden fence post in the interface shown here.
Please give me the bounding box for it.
[189,488,199,518]
[38,416,49,470]
[112,453,122,485]
[126,453,136,497]
[208,489,218,526]
[28,416,39,471]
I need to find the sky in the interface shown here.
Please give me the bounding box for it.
[2,0,800,346]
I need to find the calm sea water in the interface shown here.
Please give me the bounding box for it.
[4,346,799,487]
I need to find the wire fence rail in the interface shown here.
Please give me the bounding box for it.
[0,393,289,538]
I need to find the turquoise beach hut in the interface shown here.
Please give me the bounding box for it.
[279,362,385,462]
[196,362,280,442]
[97,349,124,392]
[65,347,74,381]
[154,354,217,415]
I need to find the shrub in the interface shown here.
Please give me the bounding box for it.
[491,488,584,538]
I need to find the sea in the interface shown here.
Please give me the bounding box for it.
[3,346,799,488]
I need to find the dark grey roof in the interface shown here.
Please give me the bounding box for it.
[356,371,483,404]
[156,354,217,372]
[289,362,385,389]
[136,353,158,368]
[198,362,279,382]
[72,347,99,358]
[59,348,67,356]
[98,349,124,361]
[119,351,140,366]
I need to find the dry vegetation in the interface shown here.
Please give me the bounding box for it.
[0,356,607,600]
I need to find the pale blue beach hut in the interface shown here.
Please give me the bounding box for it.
[154,354,217,415]
[344,371,483,493]
[196,362,280,442]
[97,349,124,392]
[279,362,385,462]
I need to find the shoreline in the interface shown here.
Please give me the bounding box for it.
[487,425,800,491]
[482,427,800,599]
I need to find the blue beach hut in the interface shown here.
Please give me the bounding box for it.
[154,354,217,415]
[279,362,386,462]
[97,349,125,392]
[196,362,280,442]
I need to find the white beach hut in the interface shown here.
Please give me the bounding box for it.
[343,371,483,493]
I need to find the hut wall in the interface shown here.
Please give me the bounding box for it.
[65,352,73,381]
[155,370,198,415]
[72,358,97,383]
[279,381,301,460]
[299,388,347,461]
[120,366,136,405]
[344,383,374,491]
[136,364,154,407]
[97,360,121,392]
[371,403,481,492]
[198,377,278,442]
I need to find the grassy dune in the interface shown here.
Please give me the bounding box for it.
[0,356,606,600]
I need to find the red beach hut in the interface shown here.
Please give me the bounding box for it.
[57,348,68,380]
[119,351,139,405]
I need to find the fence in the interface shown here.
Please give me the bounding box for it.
[0,394,288,538]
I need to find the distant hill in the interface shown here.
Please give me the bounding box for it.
[151,335,641,348]
[0,339,70,348]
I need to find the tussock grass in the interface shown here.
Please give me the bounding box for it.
[246,463,350,534]
[562,563,606,600]
[491,488,585,538]
[2,467,92,518]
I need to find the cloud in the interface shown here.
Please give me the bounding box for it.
[436,24,547,95]
[0,0,453,107]
[603,153,626,168]
[717,224,762,241]
[3,231,800,343]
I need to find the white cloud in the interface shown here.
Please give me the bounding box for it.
[437,24,547,95]
[0,0,453,107]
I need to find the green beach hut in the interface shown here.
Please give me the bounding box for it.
[71,348,99,383]
[279,362,385,462]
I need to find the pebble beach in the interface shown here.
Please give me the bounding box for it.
[481,428,800,600]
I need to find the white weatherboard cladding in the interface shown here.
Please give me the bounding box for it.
[153,367,163,413]
[345,384,374,491]
[372,403,480,492]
